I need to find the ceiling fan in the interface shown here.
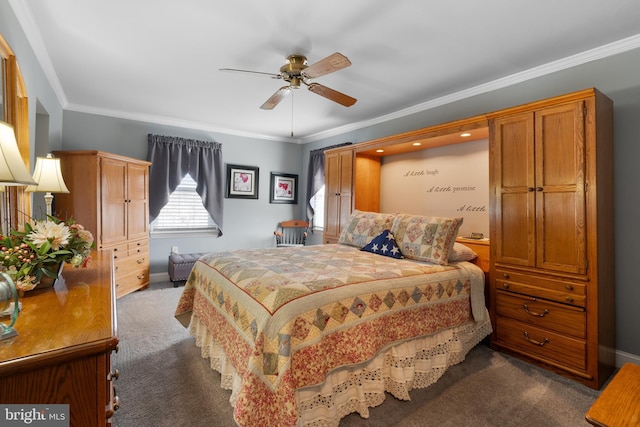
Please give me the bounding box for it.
[220,52,357,110]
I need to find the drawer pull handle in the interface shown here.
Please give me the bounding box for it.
[565,284,574,291]
[522,304,549,318]
[503,273,510,279]
[502,283,510,289]
[523,331,549,346]
[565,297,574,303]
[108,369,120,381]
[137,274,145,280]
[137,258,145,264]
[113,391,120,411]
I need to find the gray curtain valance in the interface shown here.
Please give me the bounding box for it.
[147,134,224,235]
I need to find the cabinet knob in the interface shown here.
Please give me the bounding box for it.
[536,187,543,192]
[565,296,574,303]
[565,284,574,291]
[502,273,510,279]
[502,283,510,289]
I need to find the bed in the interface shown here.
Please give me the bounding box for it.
[175,211,492,427]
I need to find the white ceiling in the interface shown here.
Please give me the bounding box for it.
[10,0,640,143]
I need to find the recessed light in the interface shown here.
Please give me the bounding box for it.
[412,142,422,146]
[376,149,384,153]
[460,132,471,137]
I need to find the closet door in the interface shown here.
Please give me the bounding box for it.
[492,112,535,267]
[324,149,353,243]
[534,101,587,274]
[126,162,150,241]
[101,158,128,245]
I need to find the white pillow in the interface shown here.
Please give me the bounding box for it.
[448,242,478,262]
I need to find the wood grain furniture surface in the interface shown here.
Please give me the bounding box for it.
[586,363,640,426]
[489,88,615,389]
[323,149,354,244]
[53,150,151,298]
[0,250,119,427]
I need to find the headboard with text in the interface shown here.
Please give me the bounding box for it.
[379,139,489,237]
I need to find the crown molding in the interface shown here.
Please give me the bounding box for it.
[301,33,640,143]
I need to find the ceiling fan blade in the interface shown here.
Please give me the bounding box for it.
[303,52,351,79]
[220,68,281,79]
[307,83,357,107]
[260,86,291,110]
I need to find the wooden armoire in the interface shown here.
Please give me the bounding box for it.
[53,150,151,299]
[488,88,615,389]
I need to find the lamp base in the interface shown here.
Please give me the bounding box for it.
[1,326,18,340]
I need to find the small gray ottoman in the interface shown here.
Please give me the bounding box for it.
[168,252,207,286]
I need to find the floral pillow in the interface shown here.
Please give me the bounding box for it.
[360,230,403,259]
[338,210,397,248]
[390,214,463,265]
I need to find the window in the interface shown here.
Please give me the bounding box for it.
[150,174,218,234]
[309,185,325,231]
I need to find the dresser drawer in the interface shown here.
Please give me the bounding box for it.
[108,243,129,261]
[115,268,149,298]
[128,240,149,255]
[495,290,586,338]
[114,251,149,277]
[495,268,586,307]
[495,316,587,371]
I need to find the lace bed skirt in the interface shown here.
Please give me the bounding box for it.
[189,310,492,427]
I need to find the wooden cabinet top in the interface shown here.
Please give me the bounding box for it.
[52,149,151,167]
[0,250,117,376]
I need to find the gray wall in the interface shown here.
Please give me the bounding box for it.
[3,5,639,361]
[62,110,304,269]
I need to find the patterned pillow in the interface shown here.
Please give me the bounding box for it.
[390,214,463,265]
[360,230,403,259]
[338,210,397,248]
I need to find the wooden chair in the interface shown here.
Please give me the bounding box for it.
[274,220,309,247]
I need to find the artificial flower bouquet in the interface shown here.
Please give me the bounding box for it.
[0,216,95,292]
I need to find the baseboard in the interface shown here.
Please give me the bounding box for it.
[616,349,640,367]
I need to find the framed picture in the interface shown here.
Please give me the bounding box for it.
[270,172,298,204]
[226,164,259,199]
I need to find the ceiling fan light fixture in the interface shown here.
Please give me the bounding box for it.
[223,52,356,110]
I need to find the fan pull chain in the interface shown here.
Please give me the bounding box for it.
[290,90,294,138]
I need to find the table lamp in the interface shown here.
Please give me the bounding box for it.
[25,153,70,216]
[0,121,37,186]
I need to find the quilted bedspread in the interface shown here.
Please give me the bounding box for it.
[175,244,486,427]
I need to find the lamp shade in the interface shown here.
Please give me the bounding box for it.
[0,121,37,186]
[25,154,70,193]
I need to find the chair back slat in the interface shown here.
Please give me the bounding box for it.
[274,220,309,247]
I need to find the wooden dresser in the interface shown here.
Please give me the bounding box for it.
[0,251,119,426]
[488,88,615,389]
[53,150,151,298]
